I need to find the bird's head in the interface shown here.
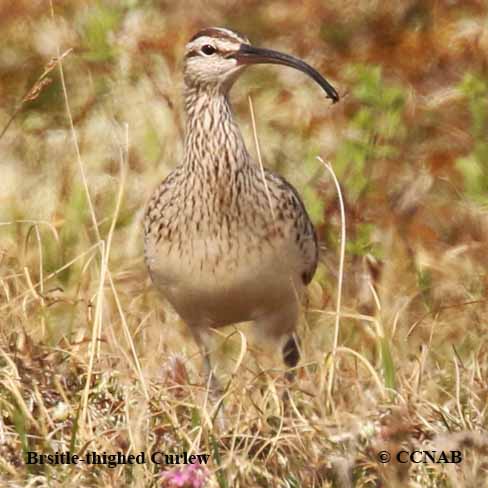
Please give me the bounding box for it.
[183,27,339,103]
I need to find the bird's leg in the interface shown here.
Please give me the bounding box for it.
[280,332,302,411]
[190,327,222,396]
[255,301,301,383]
[282,333,301,382]
[190,327,227,430]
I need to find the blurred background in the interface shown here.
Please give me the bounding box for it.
[2,0,487,354]
[1,0,488,485]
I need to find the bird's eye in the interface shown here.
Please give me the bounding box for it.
[201,44,216,56]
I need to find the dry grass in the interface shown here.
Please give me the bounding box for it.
[2,1,488,486]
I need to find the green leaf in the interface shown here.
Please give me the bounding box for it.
[302,186,325,225]
[81,4,122,62]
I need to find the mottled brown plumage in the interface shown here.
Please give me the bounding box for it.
[144,27,338,389]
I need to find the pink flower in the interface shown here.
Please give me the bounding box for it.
[161,463,210,488]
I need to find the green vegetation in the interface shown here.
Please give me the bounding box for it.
[456,72,488,204]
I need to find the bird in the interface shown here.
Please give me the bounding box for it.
[144,27,339,392]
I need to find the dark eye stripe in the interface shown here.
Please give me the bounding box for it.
[185,50,200,58]
[186,49,234,59]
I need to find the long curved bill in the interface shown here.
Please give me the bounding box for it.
[232,44,339,103]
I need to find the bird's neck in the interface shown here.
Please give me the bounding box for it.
[183,85,251,177]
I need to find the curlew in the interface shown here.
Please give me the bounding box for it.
[144,27,339,390]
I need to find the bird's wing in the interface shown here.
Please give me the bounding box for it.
[264,169,319,285]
